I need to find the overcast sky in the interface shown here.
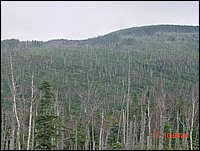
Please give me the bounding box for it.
[1,1,199,41]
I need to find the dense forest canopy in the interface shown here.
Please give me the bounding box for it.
[1,25,199,150]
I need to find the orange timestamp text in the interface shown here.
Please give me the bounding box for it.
[152,132,188,139]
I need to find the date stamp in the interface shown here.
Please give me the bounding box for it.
[152,132,188,139]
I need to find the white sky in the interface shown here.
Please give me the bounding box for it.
[1,1,199,41]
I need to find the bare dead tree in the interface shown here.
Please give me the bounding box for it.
[117,79,126,143]
[132,115,136,149]
[140,93,146,150]
[9,51,21,150]
[155,80,166,150]
[190,84,199,150]
[175,111,180,149]
[91,116,95,150]
[99,112,104,150]
[147,89,151,150]
[122,109,126,149]
[27,72,36,150]
[126,49,131,149]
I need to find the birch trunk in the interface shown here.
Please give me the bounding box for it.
[117,86,125,143]
[61,111,64,150]
[159,113,164,150]
[147,96,151,150]
[99,112,104,150]
[190,87,196,150]
[126,49,131,149]
[85,125,90,150]
[175,112,180,149]
[122,109,126,148]
[31,102,38,150]
[9,51,21,150]
[92,117,95,150]
[27,73,34,150]
[140,107,146,150]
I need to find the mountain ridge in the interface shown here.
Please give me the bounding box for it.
[1,24,199,44]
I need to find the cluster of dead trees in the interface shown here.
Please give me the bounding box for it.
[1,51,199,150]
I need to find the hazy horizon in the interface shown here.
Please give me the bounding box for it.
[1,1,199,41]
[2,24,199,42]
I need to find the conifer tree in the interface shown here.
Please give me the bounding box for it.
[35,80,58,150]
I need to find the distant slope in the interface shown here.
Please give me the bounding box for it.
[83,24,199,49]
[1,24,199,49]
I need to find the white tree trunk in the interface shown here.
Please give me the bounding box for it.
[117,87,125,143]
[99,112,104,150]
[122,109,126,148]
[31,102,38,150]
[132,115,136,149]
[159,113,165,150]
[147,96,151,150]
[190,86,196,150]
[126,49,131,149]
[140,107,146,150]
[175,112,179,149]
[92,117,95,150]
[27,73,34,150]
[9,51,21,150]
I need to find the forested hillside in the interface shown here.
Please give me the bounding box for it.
[1,25,199,150]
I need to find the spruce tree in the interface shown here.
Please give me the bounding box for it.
[35,80,58,150]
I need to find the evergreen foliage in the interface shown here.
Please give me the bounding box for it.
[35,81,58,150]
